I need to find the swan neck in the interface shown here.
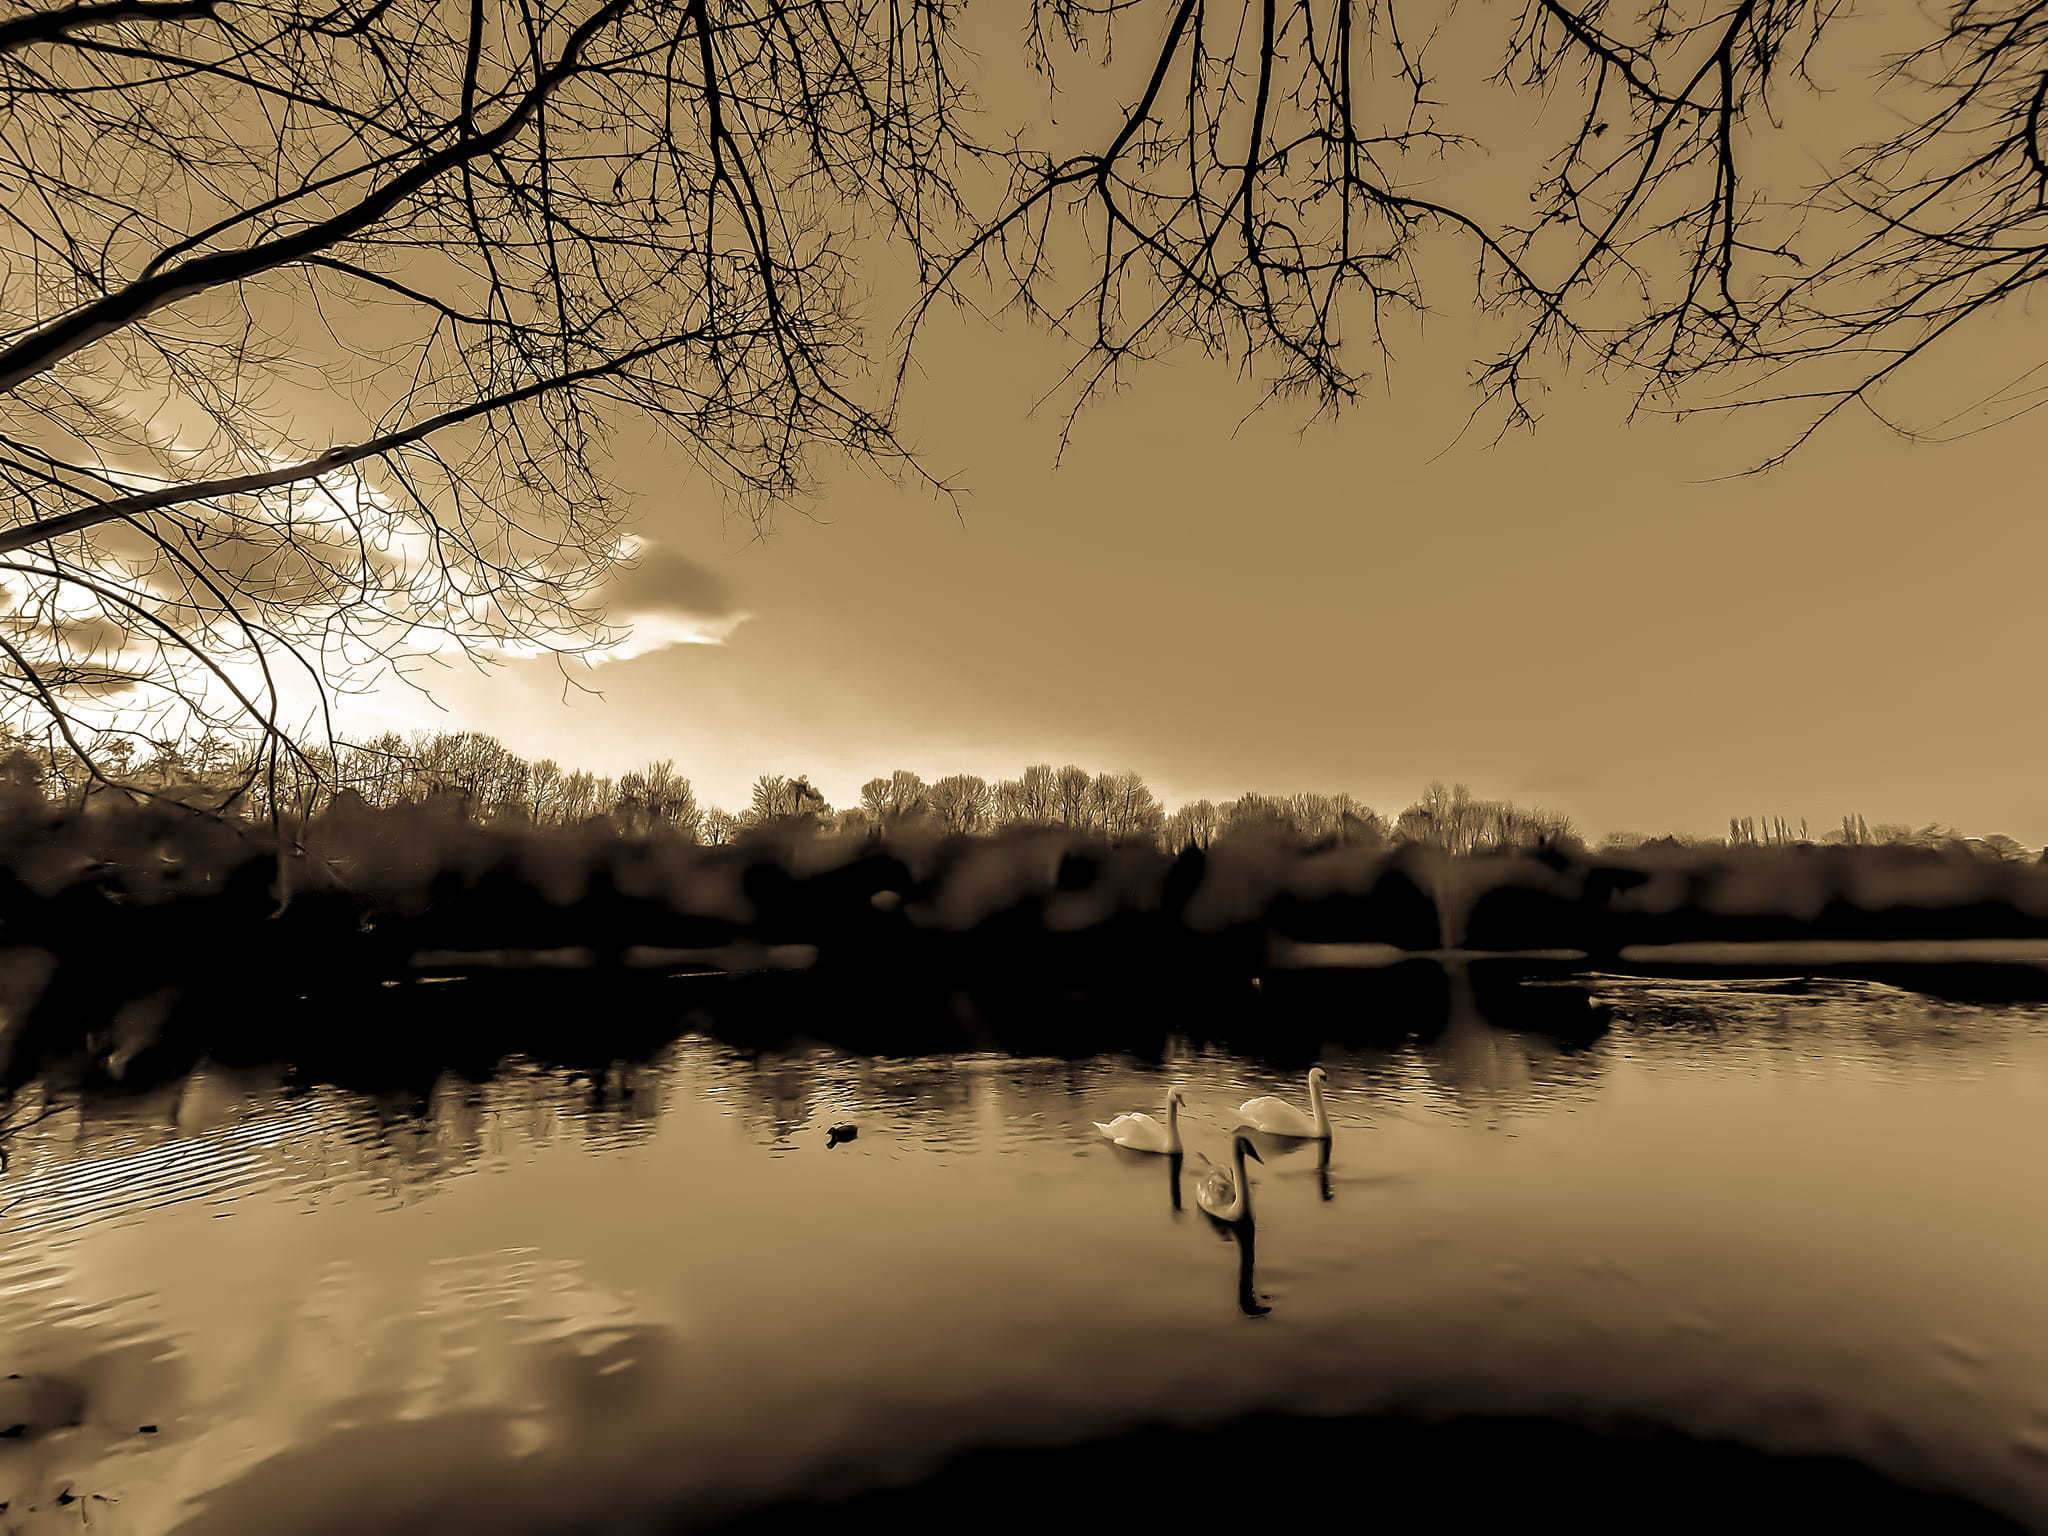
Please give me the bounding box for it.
[1308,1073,1329,1137]
[1231,1140,1252,1219]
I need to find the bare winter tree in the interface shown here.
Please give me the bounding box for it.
[1165,797,1221,850]
[614,758,699,837]
[1052,764,1094,830]
[859,770,929,828]
[0,0,966,800]
[929,0,2048,459]
[748,772,826,827]
[923,772,991,835]
[5,0,2037,805]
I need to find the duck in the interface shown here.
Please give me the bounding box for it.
[1192,1133,1263,1224]
[1092,1087,1185,1154]
[1238,1066,1332,1141]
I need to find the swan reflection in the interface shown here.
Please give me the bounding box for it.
[1224,1218,1270,1317]
[1247,1128,1335,1203]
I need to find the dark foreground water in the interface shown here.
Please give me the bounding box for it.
[4,972,2047,1533]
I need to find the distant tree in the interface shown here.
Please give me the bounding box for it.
[526,759,566,826]
[407,731,529,815]
[1017,764,1059,824]
[1397,782,1571,855]
[0,739,44,811]
[1165,799,1221,851]
[337,733,412,810]
[1053,765,1094,830]
[556,770,609,825]
[1399,782,1478,854]
[925,773,992,835]
[989,778,1031,828]
[1092,771,1164,844]
[1287,792,1384,847]
[700,807,740,847]
[859,770,928,827]
[1333,798,1388,849]
[750,774,828,827]
[97,736,136,783]
[1222,792,1295,843]
[832,807,877,840]
[614,759,699,838]
[989,762,1064,829]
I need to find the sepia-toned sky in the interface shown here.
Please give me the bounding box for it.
[346,10,2048,845]
[372,293,2043,843]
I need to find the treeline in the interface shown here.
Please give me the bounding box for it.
[2,725,2039,867]
[0,725,1580,858]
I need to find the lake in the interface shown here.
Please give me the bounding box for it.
[3,967,2047,1532]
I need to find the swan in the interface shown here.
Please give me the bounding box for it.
[1093,1087,1185,1154]
[1238,1066,1332,1140]
[1193,1133,1263,1224]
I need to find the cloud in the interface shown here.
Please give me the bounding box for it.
[608,541,737,618]
[596,539,748,661]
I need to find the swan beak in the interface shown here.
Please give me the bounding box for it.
[1243,1143,1264,1164]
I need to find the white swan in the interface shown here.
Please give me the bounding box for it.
[1193,1133,1263,1223]
[1238,1066,1332,1140]
[1093,1087,1186,1153]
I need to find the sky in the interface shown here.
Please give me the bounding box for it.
[325,6,2048,846]
[356,290,2047,845]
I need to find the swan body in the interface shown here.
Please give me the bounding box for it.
[1094,1087,1186,1153]
[1238,1066,1332,1140]
[1194,1134,1263,1223]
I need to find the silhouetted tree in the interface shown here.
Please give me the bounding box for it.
[1165,799,1221,851]
[925,774,992,835]
[749,774,828,828]
[1399,782,1573,854]
[0,0,958,795]
[1090,771,1165,843]
[859,770,929,827]
[1053,765,1094,830]
[1222,793,1295,843]
[614,760,699,838]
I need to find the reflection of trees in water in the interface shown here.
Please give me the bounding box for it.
[463,1060,671,1159]
[710,1046,992,1150]
[346,1062,671,1193]
[1408,965,1609,1124]
[701,1044,1115,1153]
[1,1057,680,1228]
[1600,977,2041,1071]
[1,1067,289,1180]
[0,1082,65,1176]
[720,1049,829,1147]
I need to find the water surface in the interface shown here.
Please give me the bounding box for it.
[3,972,2046,1531]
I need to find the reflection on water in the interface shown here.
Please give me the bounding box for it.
[1,976,2046,1532]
